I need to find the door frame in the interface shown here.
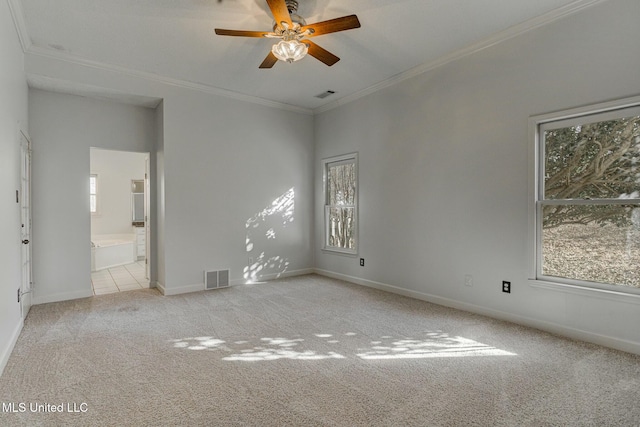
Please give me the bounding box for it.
[144,155,150,281]
[19,130,32,319]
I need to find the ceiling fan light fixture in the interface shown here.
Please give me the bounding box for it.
[214,0,361,68]
[271,39,308,63]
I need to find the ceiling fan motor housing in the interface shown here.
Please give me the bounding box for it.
[285,0,299,13]
[273,0,306,31]
[286,0,306,27]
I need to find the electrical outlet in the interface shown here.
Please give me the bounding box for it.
[464,275,473,287]
[248,257,253,265]
[359,258,365,267]
[502,281,511,293]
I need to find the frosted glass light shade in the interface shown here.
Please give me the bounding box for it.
[271,40,308,63]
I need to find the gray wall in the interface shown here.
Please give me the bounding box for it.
[0,0,29,374]
[314,0,640,352]
[29,90,157,303]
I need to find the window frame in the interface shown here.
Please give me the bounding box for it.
[528,95,640,297]
[90,174,99,215]
[322,153,358,255]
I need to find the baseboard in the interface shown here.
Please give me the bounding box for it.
[314,269,640,356]
[155,281,165,295]
[160,282,204,296]
[0,318,24,377]
[230,268,315,286]
[33,288,94,305]
[158,269,315,296]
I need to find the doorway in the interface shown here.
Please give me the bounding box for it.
[90,148,150,295]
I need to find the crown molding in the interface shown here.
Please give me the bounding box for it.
[10,0,605,116]
[313,0,608,115]
[6,0,31,52]
[26,46,313,115]
[7,0,310,114]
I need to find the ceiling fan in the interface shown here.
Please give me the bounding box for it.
[214,0,361,68]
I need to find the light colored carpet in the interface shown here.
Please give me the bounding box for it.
[1,274,639,426]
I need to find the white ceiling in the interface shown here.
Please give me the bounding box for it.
[14,0,600,112]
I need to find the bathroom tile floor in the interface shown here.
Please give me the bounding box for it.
[91,260,149,295]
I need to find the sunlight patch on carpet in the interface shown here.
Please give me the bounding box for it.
[356,333,517,359]
[170,331,516,361]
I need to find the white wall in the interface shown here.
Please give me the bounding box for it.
[0,0,29,374]
[29,90,157,303]
[90,148,147,237]
[25,56,315,297]
[314,0,640,354]
[160,92,314,294]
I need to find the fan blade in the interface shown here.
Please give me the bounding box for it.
[266,0,292,29]
[215,29,272,37]
[302,15,361,37]
[259,52,278,69]
[304,40,340,66]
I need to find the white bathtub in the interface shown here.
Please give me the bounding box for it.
[91,235,135,271]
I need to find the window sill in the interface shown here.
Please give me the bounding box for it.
[528,279,640,305]
[322,247,358,257]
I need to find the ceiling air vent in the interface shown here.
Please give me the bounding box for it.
[315,90,336,99]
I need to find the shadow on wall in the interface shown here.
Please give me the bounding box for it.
[243,188,295,282]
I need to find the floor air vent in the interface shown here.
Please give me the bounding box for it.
[205,269,230,290]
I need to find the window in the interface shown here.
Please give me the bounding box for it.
[532,99,640,293]
[323,153,358,254]
[90,174,98,214]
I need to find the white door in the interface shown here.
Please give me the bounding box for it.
[19,131,32,318]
